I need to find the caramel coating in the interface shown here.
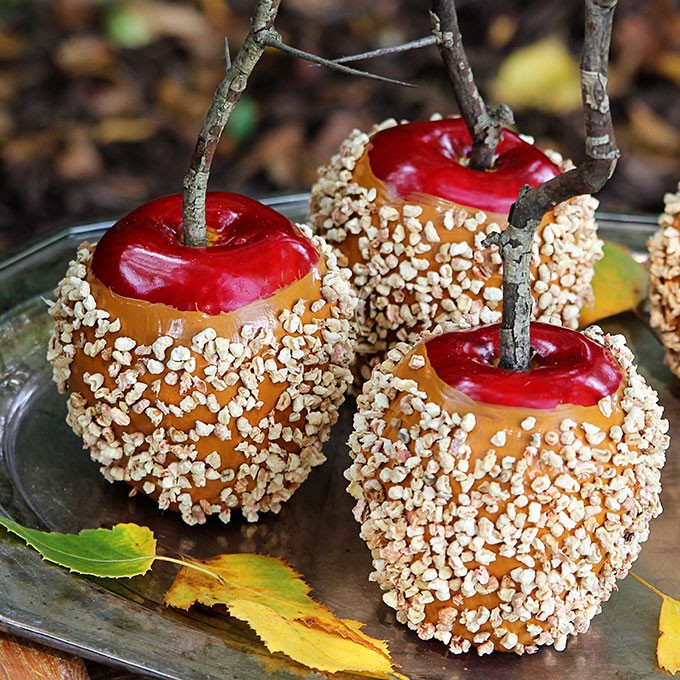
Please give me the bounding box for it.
[648,183,680,377]
[309,117,602,381]
[48,227,357,525]
[346,324,668,654]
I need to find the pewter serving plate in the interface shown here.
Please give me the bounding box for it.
[0,196,678,680]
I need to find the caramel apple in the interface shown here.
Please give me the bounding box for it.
[346,322,668,654]
[309,116,602,381]
[648,183,680,377]
[48,192,357,525]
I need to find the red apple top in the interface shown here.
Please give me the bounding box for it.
[426,323,622,409]
[91,192,319,315]
[367,118,561,213]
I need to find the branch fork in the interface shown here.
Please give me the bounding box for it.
[182,0,413,248]
[182,0,620,376]
[430,0,619,370]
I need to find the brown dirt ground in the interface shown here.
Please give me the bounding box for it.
[1,0,678,254]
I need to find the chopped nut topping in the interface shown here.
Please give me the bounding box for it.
[345,322,668,656]
[309,116,603,378]
[48,230,358,526]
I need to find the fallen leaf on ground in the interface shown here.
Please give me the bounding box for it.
[579,240,648,327]
[54,35,115,76]
[490,36,582,113]
[0,30,25,59]
[657,51,680,87]
[0,518,156,578]
[93,116,159,144]
[165,553,407,678]
[55,134,104,181]
[628,101,680,154]
[232,122,306,187]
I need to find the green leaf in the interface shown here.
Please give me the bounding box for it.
[105,6,153,49]
[579,240,649,327]
[226,96,259,143]
[0,518,156,578]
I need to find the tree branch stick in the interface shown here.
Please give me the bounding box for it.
[430,0,513,170]
[485,0,620,370]
[323,35,437,64]
[182,0,417,246]
[182,0,281,247]
[260,35,416,87]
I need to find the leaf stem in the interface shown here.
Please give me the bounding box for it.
[154,554,226,585]
[629,571,667,600]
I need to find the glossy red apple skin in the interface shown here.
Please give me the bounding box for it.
[368,118,561,213]
[426,322,622,409]
[91,192,319,315]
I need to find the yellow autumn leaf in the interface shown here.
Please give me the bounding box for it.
[630,572,680,675]
[579,240,648,327]
[165,554,407,679]
[659,594,680,675]
[657,51,680,88]
[490,36,582,113]
[228,600,396,677]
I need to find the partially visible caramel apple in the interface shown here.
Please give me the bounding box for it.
[648,183,680,377]
[310,116,602,382]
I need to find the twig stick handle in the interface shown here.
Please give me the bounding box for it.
[487,0,619,370]
[182,0,281,247]
[430,0,513,170]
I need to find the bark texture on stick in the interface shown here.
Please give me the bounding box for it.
[183,0,281,247]
[182,0,414,247]
[485,0,620,370]
[430,0,513,170]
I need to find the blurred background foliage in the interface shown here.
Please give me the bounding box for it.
[0,0,678,252]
